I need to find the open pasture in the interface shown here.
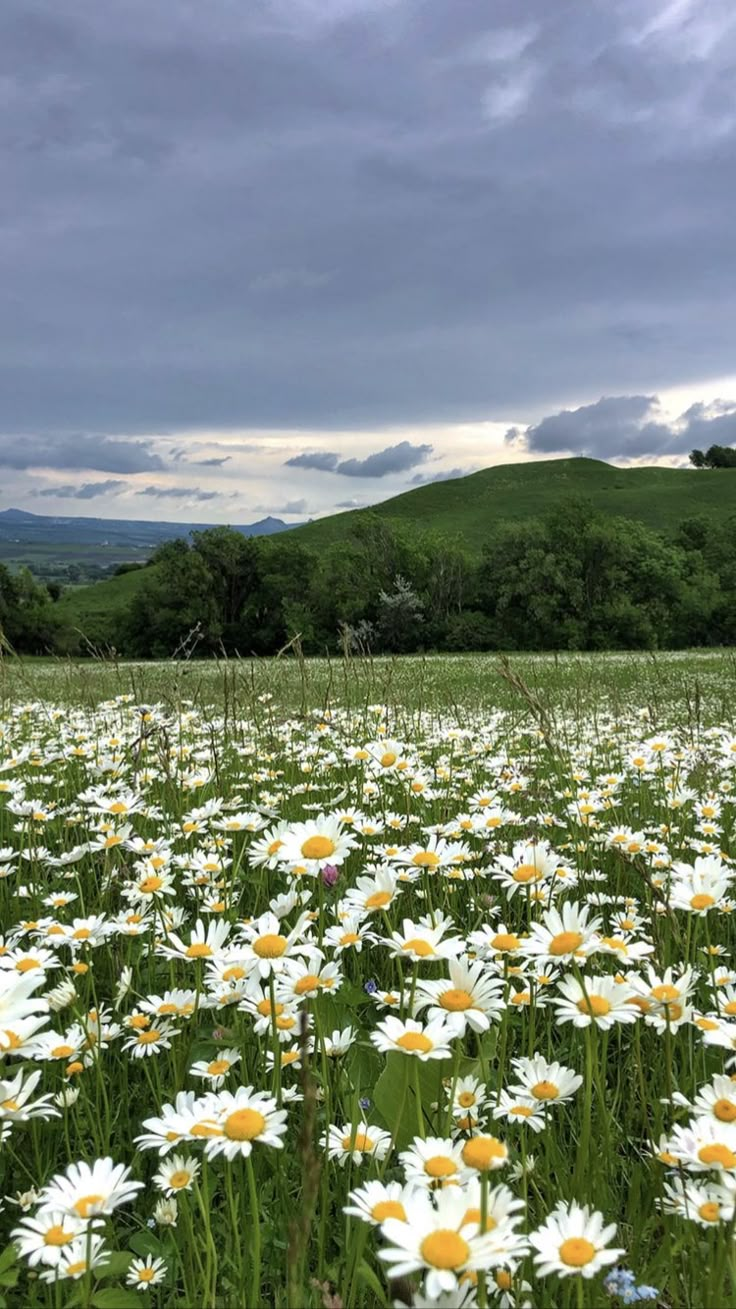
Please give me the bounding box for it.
[0,651,735,1307]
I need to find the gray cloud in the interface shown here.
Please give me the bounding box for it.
[335,497,366,508]
[336,441,433,478]
[509,394,736,459]
[135,485,219,501]
[192,455,231,466]
[36,479,126,500]
[410,466,467,485]
[0,433,164,473]
[1,0,735,440]
[256,498,309,515]
[285,451,340,471]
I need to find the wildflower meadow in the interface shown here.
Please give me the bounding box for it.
[0,652,735,1308]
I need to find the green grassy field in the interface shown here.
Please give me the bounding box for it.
[1,651,736,1307]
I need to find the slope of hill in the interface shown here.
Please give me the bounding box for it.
[287,457,736,552]
[56,457,736,636]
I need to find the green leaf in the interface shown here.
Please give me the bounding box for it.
[92,1288,142,1308]
[129,1231,164,1259]
[356,1260,387,1306]
[99,1252,134,1278]
[0,1248,15,1277]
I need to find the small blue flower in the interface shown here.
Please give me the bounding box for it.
[363,979,378,994]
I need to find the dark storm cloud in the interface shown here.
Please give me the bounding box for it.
[37,479,126,499]
[509,395,736,459]
[0,433,164,473]
[136,485,219,501]
[336,441,433,478]
[1,0,735,446]
[285,452,341,471]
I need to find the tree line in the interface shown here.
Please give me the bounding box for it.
[3,497,736,657]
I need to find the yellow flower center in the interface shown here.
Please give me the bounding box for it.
[495,1270,512,1291]
[549,931,583,956]
[253,934,288,959]
[207,1059,231,1076]
[66,1260,88,1277]
[559,1237,596,1267]
[340,932,360,946]
[44,1224,74,1246]
[139,876,164,893]
[16,958,40,973]
[137,1268,156,1283]
[52,1044,75,1059]
[412,852,441,868]
[691,894,715,910]
[380,752,397,767]
[511,1105,534,1117]
[462,1207,497,1231]
[458,1090,477,1108]
[396,1031,433,1053]
[73,1194,104,1218]
[224,1108,267,1141]
[491,933,520,952]
[420,1230,470,1270]
[138,1029,161,1044]
[424,1156,458,1178]
[440,988,474,1012]
[168,1170,192,1189]
[513,864,542,883]
[295,974,321,994]
[109,801,128,815]
[713,1099,736,1123]
[699,1201,721,1223]
[651,984,679,1003]
[301,836,336,860]
[190,1120,222,1137]
[267,839,283,856]
[462,1136,506,1170]
[699,1143,736,1169]
[186,942,213,958]
[341,1131,374,1152]
[365,891,392,909]
[403,938,434,957]
[531,1080,560,1101]
[576,994,611,1017]
[371,1200,406,1222]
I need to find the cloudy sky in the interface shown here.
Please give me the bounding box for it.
[3,0,736,522]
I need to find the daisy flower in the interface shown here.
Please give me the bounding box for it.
[12,1209,90,1267]
[552,974,638,1030]
[491,1092,546,1133]
[158,917,232,963]
[521,902,601,965]
[278,815,356,869]
[153,1154,201,1195]
[325,1121,392,1165]
[371,1016,460,1061]
[190,1047,241,1088]
[530,1200,624,1279]
[127,1254,168,1290]
[379,1186,522,1301]
[201,1086,288,1160]
[508,1055,583,1106]
[238,911,313,978]
[344,1179,412,1226]
[415,959,505,1034]
[122,1021,179,1058]
[39,1234,110,1283]
[668,1118,736,1173]
[382,916,465,964]
[37,1157,143,1219]
[400,1136,468,1189]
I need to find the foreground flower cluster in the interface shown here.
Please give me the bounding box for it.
[0,688,734,1306]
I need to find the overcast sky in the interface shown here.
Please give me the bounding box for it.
[3,0,736,521]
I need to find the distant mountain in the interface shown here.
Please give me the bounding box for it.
[0,507,301,552]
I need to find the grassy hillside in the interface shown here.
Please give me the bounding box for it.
[288,456,736,551]
[57,457,736,635]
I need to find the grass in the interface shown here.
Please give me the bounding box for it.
[1,651,735,1307]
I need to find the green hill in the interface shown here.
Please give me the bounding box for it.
[289,456,736,551]
[57,457,736,636]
